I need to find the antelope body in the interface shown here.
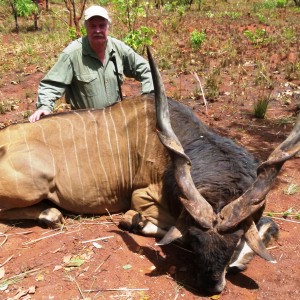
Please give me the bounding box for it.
[0,49,299,295]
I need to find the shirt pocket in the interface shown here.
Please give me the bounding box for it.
[75,72,99,97]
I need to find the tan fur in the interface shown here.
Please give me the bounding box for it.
[0,96,174,229]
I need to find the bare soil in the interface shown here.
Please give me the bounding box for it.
[0,7,300,300]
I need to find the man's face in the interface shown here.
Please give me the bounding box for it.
[86,16,109,45]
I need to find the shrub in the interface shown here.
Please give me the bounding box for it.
[276,0,287,8]
[123,26,156,54]
[190,29,206,49]
[253,97,269,118]
[244,28,270,46]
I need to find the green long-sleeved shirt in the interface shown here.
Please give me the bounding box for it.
[37,36,154,111]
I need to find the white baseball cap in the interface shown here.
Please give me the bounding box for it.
[84,6,111,23]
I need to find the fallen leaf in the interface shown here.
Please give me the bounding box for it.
[122,264,132,270]
[92,242,102,249]
[28,286,36,294]
[210,294,221,299]
[0,283,8,291]
[53,265,63,271]
[63,255,72,264]
[66,257,85,267]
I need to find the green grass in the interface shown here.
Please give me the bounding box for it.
[265,207,300,220]
[253,97,270,119]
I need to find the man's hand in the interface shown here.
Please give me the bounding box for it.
[29,109,51,123]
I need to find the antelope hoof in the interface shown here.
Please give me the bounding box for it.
[39,208,65,228]
[119,210,146,233]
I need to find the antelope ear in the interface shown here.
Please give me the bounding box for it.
[155,226,183,246]
[244,219,276,263]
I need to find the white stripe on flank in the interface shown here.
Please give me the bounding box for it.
[19,124,35,186]
[108,107,125,187]
[87,111,109,186]
[7,157,20,194]
[143,100,149,159]
[36,123,56,176]
[50,118,74,199]
[133,103,139,154]
[103,108,120,188]
[74,112,100,198]
[137,101,149,183]
[120,101,133,188]
[5,127,20,195]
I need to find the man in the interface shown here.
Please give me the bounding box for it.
[29,5,154,122]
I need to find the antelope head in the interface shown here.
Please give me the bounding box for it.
[147,47,300,294]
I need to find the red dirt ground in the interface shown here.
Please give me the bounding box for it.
[0,67,299,300]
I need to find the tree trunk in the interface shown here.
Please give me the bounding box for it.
[14,11,19,33]
[34,0,39,30]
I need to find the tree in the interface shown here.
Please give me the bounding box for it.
[7,0,38,32]
[64,0,87,38]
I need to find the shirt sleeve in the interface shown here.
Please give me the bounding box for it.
[36,52,73,111]
[121,44,154,94]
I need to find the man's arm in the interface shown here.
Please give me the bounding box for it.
[29,53,73,122]
[121,44,154,94]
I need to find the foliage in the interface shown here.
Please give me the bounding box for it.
[190,29,206,49]
[111,0,147,32]
[3,0,38,32]
[205,67,220,101]
[252,0,287,10]
[97,0,110,5]
[261,0,278,9]
[254,63,274,89]
[222,11,242,20]
[111,0,155,54]
[255,13,269,25]
[163,2,187,16]
[244,28,270,46]
[284,62,300,81]
[252,0,272,12]
[276,0,287,8]
[69,26,86,40]
[64,0,87,38]
[282,27,296,42]
[123,26,156,54]
[14,0,38,17]
[253,97,269,118]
